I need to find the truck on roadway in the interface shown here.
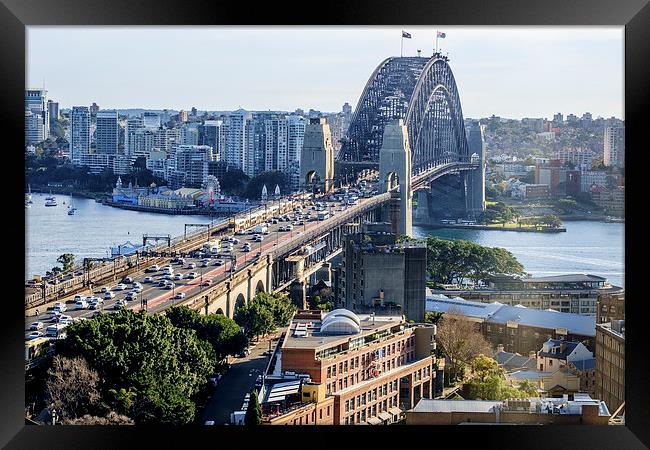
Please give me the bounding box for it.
[203,240,220,255]
[254,224,269,235]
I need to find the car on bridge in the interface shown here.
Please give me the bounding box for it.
[164,282,175,290]
[201,279,212,287]
[158,280,168,287]
[143,276,154,283]
[75,299,88,310]
[125,292,136,301]
[187,262,197,269]
[174,292,186,300]
[186,272,199,279]
[27,331,43,340]
[29,321,44,331]
[114,283,127,291]
[173,273,184,281]
[145,265,160,273]
[123,277,133,284]
[114,299,127,310]
[104,291,116,300]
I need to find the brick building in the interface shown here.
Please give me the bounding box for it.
[260,309,439,425]
[595,320,625,414]
[597,289,625,323]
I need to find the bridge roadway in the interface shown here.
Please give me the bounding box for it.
[24,190,391,339]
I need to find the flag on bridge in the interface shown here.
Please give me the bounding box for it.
[402,30,412,39]
[437,31,446,38]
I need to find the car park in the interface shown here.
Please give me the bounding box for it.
[29,321,44,331]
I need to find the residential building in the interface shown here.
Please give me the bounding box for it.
[430,274,622,316]
[591,185,624,216]
[69,106,91,165]
[154,127,179,154]
[199,120,225,159]
[225,109,252,174]
[173,145,214,187]
[604,125,625,168]
[426,294,597,355]
[339,223,427,322]
[112,154,133,175]
[25,89,49,139]
[536,339,596,396]
[580,170,608,193]
[506,367,582,397]
[595,320,625,414]
[95,110,119,155]
[142,111,161,128]
[178,110,188,123]
[557,147,594,170]
[125,116,144,158]
[79,153,110,174]
[89,102,99,116]
[262,309,439,425]
[264,116,289,172]
[131,128,155,159]
[553,113,563,123]
[180,124,200,146]
[406,394,610,425]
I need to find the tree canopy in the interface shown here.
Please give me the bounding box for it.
[234,292,296,341]
[60,309,215,424]
[425,237,525,285]
[465,354,532,400]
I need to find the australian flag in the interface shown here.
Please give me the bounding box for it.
[402,30,412,39]
[437,31,446,38]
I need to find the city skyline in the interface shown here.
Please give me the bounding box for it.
[27,26,624,120]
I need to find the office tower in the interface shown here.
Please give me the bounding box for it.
[180,124,200,145]
[69,106,91,164]
[25,89,49,139]
[155,127,179,154]
[25,110,44,145]
[96,110,119,155]
[47,100,59,123]
[199,120,224,160]
[264,117,289,172]
[173,145,214,186]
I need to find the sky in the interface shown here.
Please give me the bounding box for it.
[27,26,624,120]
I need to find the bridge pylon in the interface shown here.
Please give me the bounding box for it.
[378,119,413,237]
[300,117,335,193]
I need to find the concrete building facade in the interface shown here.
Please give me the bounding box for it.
[595,320,625,414]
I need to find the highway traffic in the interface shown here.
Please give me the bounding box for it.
[25,183,378,341]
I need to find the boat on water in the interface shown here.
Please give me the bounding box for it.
[67,198,77,215]
[45,198,58,207]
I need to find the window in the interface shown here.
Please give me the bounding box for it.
[327,406,331,416]
[327,366,331,378]
[320,409,323,419]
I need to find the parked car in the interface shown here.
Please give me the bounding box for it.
[27,331,43,340]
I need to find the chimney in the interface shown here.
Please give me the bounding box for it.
[560,342,566,354]
[496,344,504,353]
[529,351,536,359]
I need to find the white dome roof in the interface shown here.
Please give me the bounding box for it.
[320,309,361,335]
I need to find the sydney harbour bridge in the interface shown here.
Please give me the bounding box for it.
[331,53,486,229]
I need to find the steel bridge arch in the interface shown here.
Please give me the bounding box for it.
[339,55,470,176]
[405,57,470,175]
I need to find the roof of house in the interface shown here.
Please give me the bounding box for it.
[538,340,580,360]
[494,350,537,370]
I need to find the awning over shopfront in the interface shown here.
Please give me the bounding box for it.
[378,411,392,422]
[367,417,383,425]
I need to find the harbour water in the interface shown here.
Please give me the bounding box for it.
[26,192,625,287]
[25,193,213,279]
[413,221,625,287]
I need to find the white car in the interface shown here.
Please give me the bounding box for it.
[174,292,186,299]
[104,291,116,300]
[27,331,42,340]
[173,273,184,280]
[165,282,175,290]
[186,272,199,279]
[101,286,110,293]
[53,302,67,313]
[146,265,160,273]
[114,284,127,291]
[232,238,240,244]
[132,285,143,293]
[133,282,142,289]
[200,259,210,267]
[59,316,73,325]
[187,262,197,269]
[235,229,246,236]
[114,299,127,310]
[143,276,154,283]
[29,321,44,331]
[75,300,88,310]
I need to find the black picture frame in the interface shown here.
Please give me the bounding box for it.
[3,0,648,448]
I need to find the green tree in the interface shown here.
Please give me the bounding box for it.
[219,169,249,197]
[61,309,214,424]
[57,253,75,273]
[244,390,262,425]
[234,302,275,341]
[556,198,578,214]
[465,354,529,400]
